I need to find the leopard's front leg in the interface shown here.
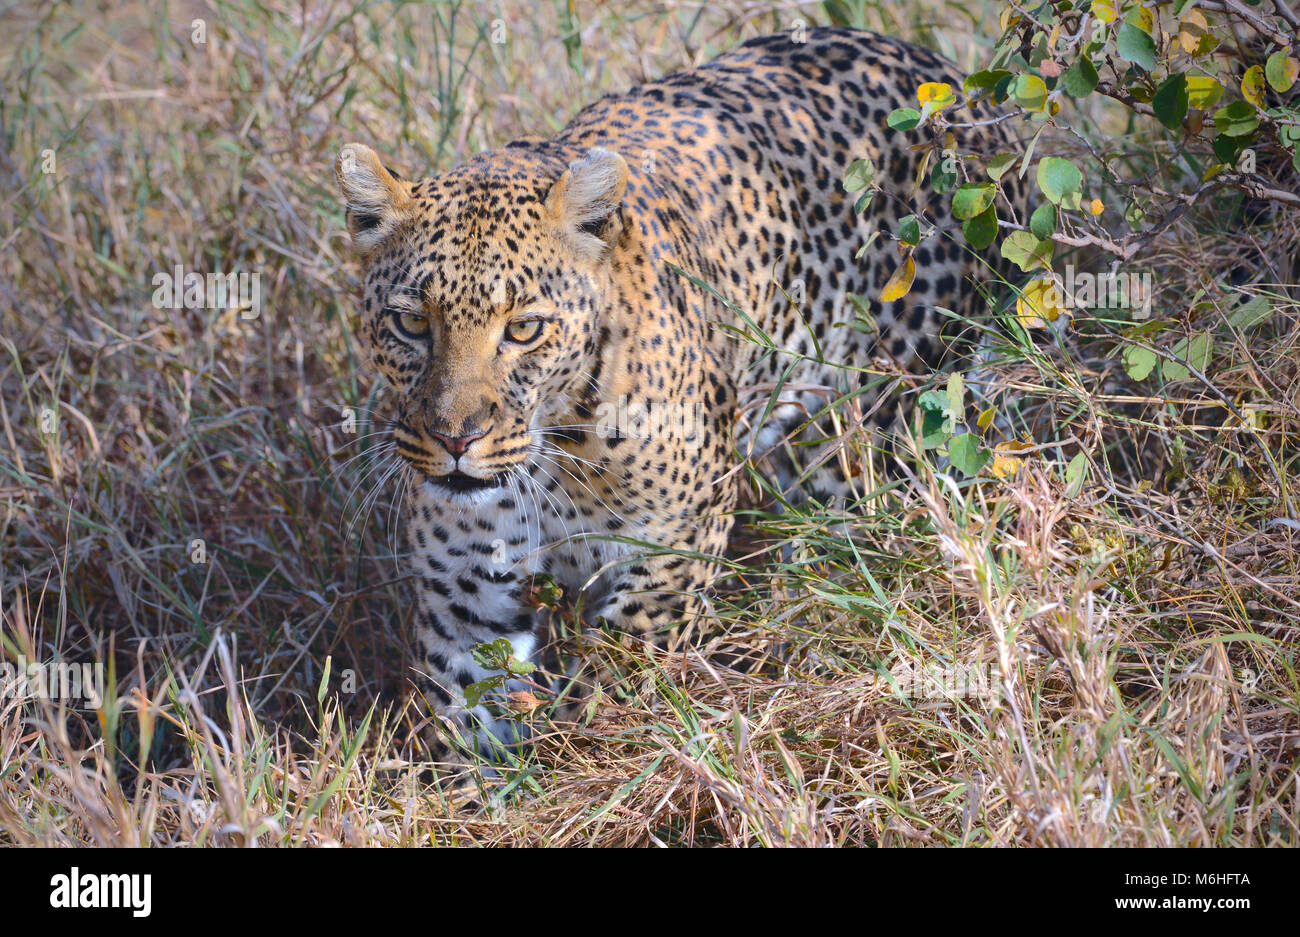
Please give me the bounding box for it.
[540,420,740,713]
[552,519,733,713]
[406,483,544,760]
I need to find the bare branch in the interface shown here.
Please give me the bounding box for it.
[1197,0,1296,45]
[1225,172,1300,208]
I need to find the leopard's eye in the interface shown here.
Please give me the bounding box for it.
[392,309,429,339]
[504,318,545,345]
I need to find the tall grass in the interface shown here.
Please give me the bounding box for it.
[1,0,1296,846]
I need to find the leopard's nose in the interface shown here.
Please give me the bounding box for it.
[429,428,485,457]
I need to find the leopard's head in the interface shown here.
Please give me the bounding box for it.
[335,142,629,496]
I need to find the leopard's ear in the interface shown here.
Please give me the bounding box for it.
[546,147,628,259]
[335,143,410,252]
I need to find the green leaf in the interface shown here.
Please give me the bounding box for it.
[844,158,875,192]
[920,412,948,448]
[1037,157,1083,206]
[1266,51,1298,93]
[1123,344,1158,380]
[918,389,957,448]
[946,372,964,420]
[1162,332,1212,381]
[1029,202,1058,239]
[1001,230,1054,271]
[986,153,1018,180]
[471,638,511,669]
[948,434,990,477]
[898,214,920,246]
[1187,76,1224,110]
[1010,73,1049,111]
[1117,24,1157,71]
[1123,6,1154,30]
[1213,101,1259,137]
[992,72,1016,105]
[964,69,1012,96]
[1227,295,1272,330]
[887,108,922,131]
[854,229,881,258]
[931,160,957,194]
[1065,452,1088,496]
[469,636,534,679]
[1018,124,1044,178]
[952,182,996,220]
[918,389,952,416]
[1062,57,1100,98]
[463,676,503,709]
[1124,199,1146,229]
[962,205,998,249]
[1153,73,1188,130]
[1212,132,1249,165]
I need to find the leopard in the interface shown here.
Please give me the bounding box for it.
[334,26,1022,759]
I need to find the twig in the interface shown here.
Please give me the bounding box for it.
[1198,0,1297,46]
[1225,172,1300,209]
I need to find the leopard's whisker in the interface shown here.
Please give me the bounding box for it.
[346,451,404,540]
[330,440,397,500]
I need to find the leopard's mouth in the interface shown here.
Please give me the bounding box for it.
[424,470,507,493]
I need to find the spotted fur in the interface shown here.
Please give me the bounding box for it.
[335,27,1020,755]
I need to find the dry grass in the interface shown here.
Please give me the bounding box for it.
[1,0,1297,847]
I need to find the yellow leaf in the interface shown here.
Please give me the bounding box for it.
[918,81,956,111]
[1000,7,1023,30]
[1178,9,1208,54]
[988,438,1036,479]
[881,254,915,302]
[1241,65,1266,107]
[1016,277,1067,329]
[1126,5,1154,33]
[1186,75,1224,109]
[1089,198,1105,216]
[1276,57,1300,92]
[1237,404,1264,431]
[989,453,1022,479]
[1016,74,1050,112]
[1048,23,1060,50]
[1092,0,1117,24]
[910,148,932,200]
[977,407,996,432]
